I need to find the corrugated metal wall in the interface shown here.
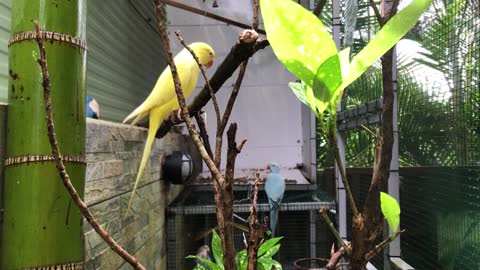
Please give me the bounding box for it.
[0,0,166,121]
[86,0,166,122]
[0,0,11,103]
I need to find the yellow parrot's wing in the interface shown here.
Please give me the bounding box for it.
[122,52,197,124]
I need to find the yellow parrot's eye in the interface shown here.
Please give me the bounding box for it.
[209,51,213,56]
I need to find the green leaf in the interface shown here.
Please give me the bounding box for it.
[260,0,338,88]
[312,53,343,115]
[211,231,224,267]
[235,249,248,270]
[288,82,312,108]
[186,255,223,270]
[262,244,281,259]
[258,257,283,270]
[380,192,401,234]
[342,0,433,88]
[258,237,283,257]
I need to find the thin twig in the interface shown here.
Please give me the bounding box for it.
[325,246,346,270]
[194,112,214,159]
[313,0,328,17]
[175,31,221,127]
[252,0,259,31]
[369,0,383,25]
[365,230,405,261]
[320,208,351,255]
[33,20,145,270]
[247,170,261,270]
[333,143,359,216]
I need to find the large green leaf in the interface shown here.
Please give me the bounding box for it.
[257,237,283,257]
[260,0,338,87]
[380,192,401,234]
[342,0,433,88]
[211,231,224,267]
[258,257,283,270]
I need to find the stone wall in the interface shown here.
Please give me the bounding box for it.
[84,119,199,269]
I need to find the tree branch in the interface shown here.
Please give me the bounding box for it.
[313,0,328,17]
[333,140,359,216]
[320,208,351,255]
[325,246,347,270]
[34,20,145,270]
[194,112,214,159]
[247,170,261,270]
[365,230,404,261]
[175,31,221,127]
[369,0,384,25]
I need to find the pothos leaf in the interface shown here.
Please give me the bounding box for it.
[211,231,224,268]
[257,236,283,257]
[260,0,338,88]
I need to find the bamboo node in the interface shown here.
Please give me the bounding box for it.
[4,154,85,167]
[9,29,87,51]
[25,261,84,270]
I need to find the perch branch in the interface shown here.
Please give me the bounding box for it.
[252,0,259,31]
[365,230,405,261]
[34,20,145,270]
[175,31,221,127]
[320,208,351,255]
[247,170,261,270]
[156,38,269,137]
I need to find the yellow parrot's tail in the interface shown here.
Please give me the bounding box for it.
[126,106,169,215]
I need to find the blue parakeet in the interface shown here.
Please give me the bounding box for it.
[265,161,285,237]
[86,95,99,119]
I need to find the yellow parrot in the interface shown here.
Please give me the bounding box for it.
[123,42,215,213]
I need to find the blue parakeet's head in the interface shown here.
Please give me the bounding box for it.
[267,161,281,174]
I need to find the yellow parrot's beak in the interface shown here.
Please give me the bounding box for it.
[205,60,214,68]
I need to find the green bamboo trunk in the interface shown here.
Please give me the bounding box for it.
[1,1,87,269]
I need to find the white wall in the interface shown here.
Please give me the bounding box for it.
[167,0,307,171]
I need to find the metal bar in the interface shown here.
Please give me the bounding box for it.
[160,0,266,35]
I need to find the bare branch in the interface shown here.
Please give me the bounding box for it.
[333,141,359,216]
[175,31,221,127]
[320,208,351,255]
[194,112,213,159]
[325,246,347,270]
[34,20,145,270]
[247,170,261,270]
[365,230,405,261]
[313,0,328,17]
[252,0,259,31]
[369,0,384,25]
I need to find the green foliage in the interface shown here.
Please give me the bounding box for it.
[380,192,401,236]
[212,231,224,267]
[261,0,433,118]
[187,232,283,270]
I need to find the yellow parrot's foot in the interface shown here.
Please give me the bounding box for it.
[176,108,183,121]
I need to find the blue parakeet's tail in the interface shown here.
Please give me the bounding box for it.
[269,201,280,237]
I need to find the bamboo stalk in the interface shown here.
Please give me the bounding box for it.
[1,1,86,268]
